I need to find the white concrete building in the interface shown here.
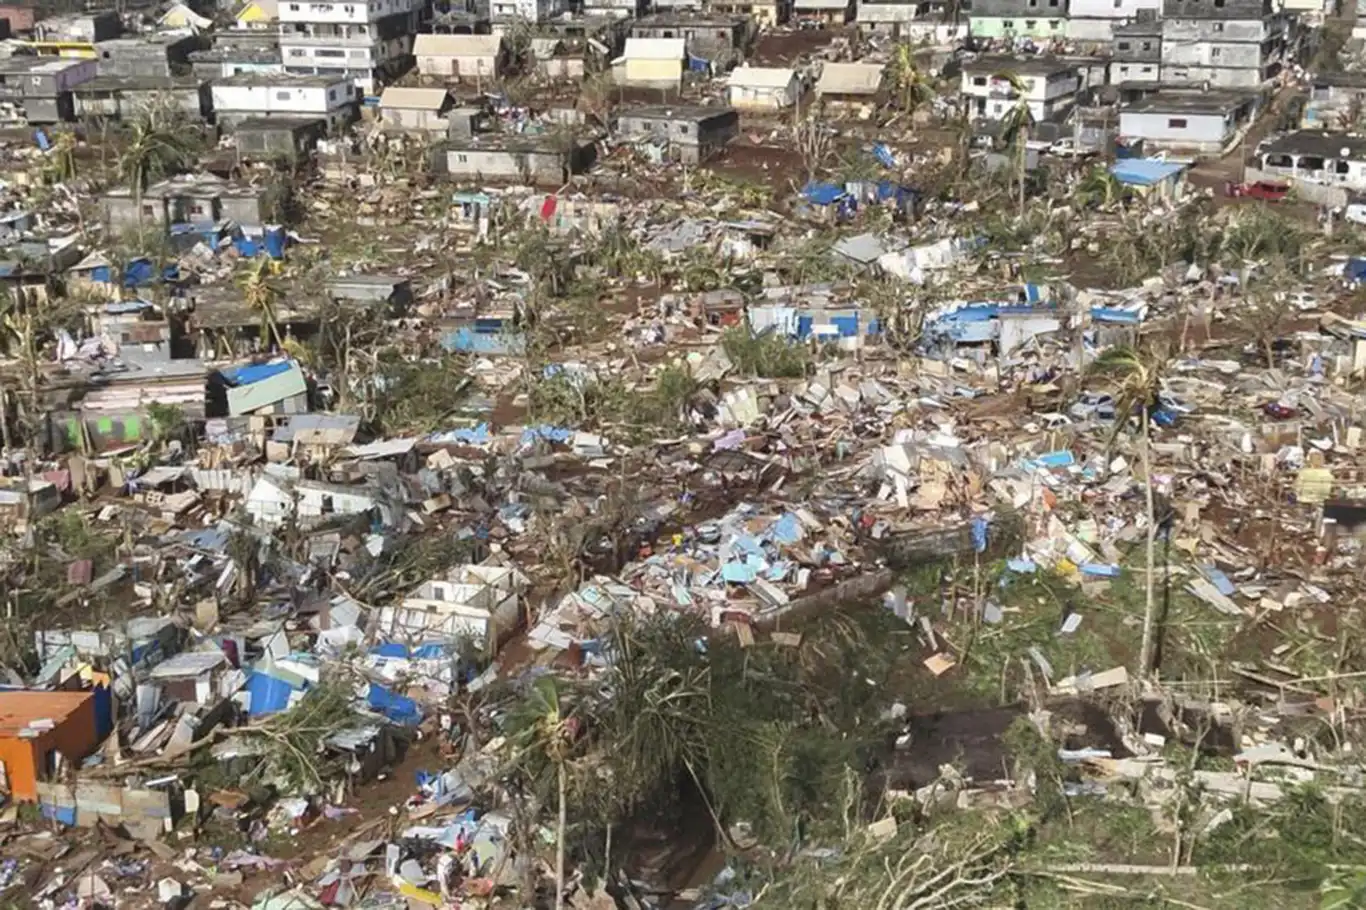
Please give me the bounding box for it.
[211,72,357,128]
[278,0,424,95]
[959,56,1080,124]
[1065,0,1160,41]
[1257,131,1366,192]
[1117,90,1257,153]
[726,66,802,110]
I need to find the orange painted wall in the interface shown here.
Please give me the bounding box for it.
[0,694,99,801]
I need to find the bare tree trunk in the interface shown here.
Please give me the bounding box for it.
[555,761,567,910]
[1139,405,1156,678]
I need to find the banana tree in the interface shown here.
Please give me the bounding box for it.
[888,45,936,117]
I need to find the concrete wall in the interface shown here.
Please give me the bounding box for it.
[1244,165,1348,207]
[970,0,1067,15]
[1118,109,1229,150]
[1161,63,1265,88]
[446,147,566,183]
[968,15,1066,37]
[1161,16,1268,41]
[415,53,498,78]
[618,57,682,88]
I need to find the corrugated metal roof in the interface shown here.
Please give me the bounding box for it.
[816,62,884,96]
[379,86,452,111]
[149,650,228,679]
[727,66,796,89]
[623,37,686,60]
[413,33,502,57]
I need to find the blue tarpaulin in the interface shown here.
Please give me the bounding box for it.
[971,517,989,553]
[802,181,847,206]
[1347,258,1366,283]
[220,359,295,386]
[520,425,573,445]
[1109,158,1186,187]
[873,144,896,168]
[368,683,422,726]
[245,670,299,716]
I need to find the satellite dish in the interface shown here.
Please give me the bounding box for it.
[1343,146,1353,158]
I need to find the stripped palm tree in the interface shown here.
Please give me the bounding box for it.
[993,72,1035,217]
[506,676,578,910]
[1089,345,1169,679]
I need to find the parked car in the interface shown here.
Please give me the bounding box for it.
[1225,180,1290,201]
[1046,138,1095,159]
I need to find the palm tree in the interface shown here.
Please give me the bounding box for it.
[1089,345,1168,679]
[238,258,284,351]
[506,676,577,910]
[887,45,935,117]
[994,72,1035,217]
[117,109,194,238]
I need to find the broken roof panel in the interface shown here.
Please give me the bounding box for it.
[726,65,796,89]
[379,86,452,111]
[412,33,503,57]
[622,37,686,60]
[275,414,362,446]
[816,62,884,96]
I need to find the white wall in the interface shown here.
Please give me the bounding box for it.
[960,70,1079,122]
[1118,109,1230,150]
[212,79,351,114]
[279,0,421,24]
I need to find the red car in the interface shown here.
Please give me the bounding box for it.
[1225,180,1290,201]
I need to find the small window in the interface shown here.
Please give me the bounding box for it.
[1025,19,1037,28]
[1212,20,1223,29]
[1002,19,1013,27]
[1141,65,1153,73]
[1211,47,1221,57]
[276,90,292,99]
[1142,40,1152,50]
[1167,118,1187,128]
[973,75,987,85]
[1117,41,1130,50]
[141,204,156,215]
[289,48,306,56]
[289,3,299,8]
[1027,0,1037,6]
[457,153,468,162]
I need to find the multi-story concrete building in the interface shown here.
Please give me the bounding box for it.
[1066,0,1158,41]
[1108,18,1161,83]
[959,55,1080,123]
[963,0,1068,40]
[278,0,425,95]
[1158,0,1290,89]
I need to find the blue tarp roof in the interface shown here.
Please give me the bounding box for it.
[1109,158,1186,187]
[220,359,296,386]
[802,181,847,205]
